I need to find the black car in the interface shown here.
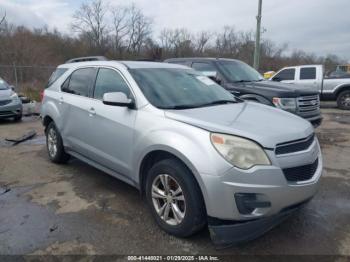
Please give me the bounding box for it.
[165,58,322,127]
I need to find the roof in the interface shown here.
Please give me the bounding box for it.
[58,60,189,70]
[165,57,240,63]
[65,56,108,63]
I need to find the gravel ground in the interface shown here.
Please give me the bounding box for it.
[0,103,349,256]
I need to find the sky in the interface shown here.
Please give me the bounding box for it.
[0,0,349,61]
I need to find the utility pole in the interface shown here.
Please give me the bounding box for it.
[253,0,262,70]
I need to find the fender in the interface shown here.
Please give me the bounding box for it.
[334,84,350,97]
[132,128,233,208]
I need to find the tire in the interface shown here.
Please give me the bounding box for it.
[45,122,70,164]
[337,90,350,110]
[13,114,22,122]
[145,158,206,237]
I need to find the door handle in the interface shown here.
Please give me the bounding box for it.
[58,97,64,105]
[88,107,96,116]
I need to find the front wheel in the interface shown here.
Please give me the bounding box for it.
[145,158,206,237]
[337,90,350,110]
[45,122,70,163]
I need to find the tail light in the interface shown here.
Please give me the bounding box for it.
[40,90,45,102]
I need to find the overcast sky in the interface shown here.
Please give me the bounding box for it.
[0,0,349,61]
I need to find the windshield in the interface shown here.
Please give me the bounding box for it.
[217,60,264,83]
[130,68,238,109]
[0,78,9,90]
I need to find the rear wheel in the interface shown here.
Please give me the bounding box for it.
[145,158,206,237]
[45,122,70,163]
[337,90,350,110]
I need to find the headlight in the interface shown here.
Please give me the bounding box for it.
[10,92,19,100]
[272,97,296,111]
[210,133,271,170]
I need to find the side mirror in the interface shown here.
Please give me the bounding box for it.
[272,77,281,82]
[201,71,221,84]
[9,85,15,91]
[103,92,135,108]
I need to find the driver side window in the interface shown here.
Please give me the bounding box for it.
[93,68,131,100]
[273,68,295,81]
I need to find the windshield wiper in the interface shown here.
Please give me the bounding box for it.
[161,104,201,110]
[233,80,252,83]
[161,100,237,110]
[196,99,237,108]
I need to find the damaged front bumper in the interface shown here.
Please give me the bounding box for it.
[208,199,311,248]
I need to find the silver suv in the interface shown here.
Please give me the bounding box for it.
[41,60,323,246]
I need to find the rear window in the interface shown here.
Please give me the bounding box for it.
[62,68,97,97]
[46,68,68,88]
[300,67,316,80]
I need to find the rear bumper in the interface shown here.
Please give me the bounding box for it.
[208,198,311,247]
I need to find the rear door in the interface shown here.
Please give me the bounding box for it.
[296,66,319,91]
[85,67,137,177]
[60,67,98,157]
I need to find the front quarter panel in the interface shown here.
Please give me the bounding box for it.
[132,109,233,207]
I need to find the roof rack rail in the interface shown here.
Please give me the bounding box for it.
[65,56,108,64]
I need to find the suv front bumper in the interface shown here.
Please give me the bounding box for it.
[200,138,322,245]
[208,198,311,247]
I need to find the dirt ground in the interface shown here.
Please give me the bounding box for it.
[0,102,350,256]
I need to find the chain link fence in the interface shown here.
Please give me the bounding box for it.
[0,64,56,100]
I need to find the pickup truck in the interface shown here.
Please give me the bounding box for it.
[271,65,350,110]
[165,58,322,127]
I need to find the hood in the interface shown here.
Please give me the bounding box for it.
[0,88,12,100]
[165,102,313,149]
[226,80,318,97]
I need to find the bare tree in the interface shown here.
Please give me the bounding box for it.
[71,0,109,51]
[159,28,194,57]
[111,6,129,55]
[125,4,152,55]
[215,26,239,56]
[195,31,211,54]
[0,12,5,26]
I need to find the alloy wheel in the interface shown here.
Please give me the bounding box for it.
[47,127,58,158]
[151,174,186,226]
[340,93,350,108]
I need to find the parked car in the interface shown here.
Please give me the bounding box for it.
[165,58,322,127]
[271,65,350,110]
[0,77,22,121]
[41,60,323,246]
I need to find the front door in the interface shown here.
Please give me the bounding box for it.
[86,67,137,177]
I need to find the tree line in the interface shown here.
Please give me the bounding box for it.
[0,0,345,91]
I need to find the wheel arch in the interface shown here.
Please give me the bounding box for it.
[137,148,209,210]
[335,85,350,97]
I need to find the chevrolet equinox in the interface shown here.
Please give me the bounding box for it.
[41,60,323,246]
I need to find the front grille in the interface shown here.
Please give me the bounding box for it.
[275,134,315,155]
[297,95,320,114]
[0,111,13,116]
[0,100,11,106]
[283,158,318,182]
